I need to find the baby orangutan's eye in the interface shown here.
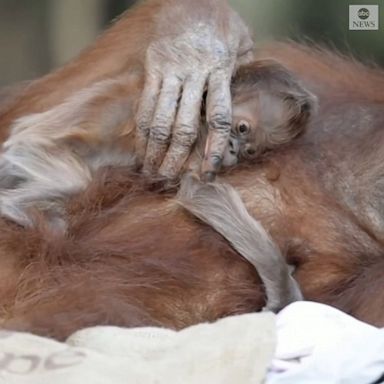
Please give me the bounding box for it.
[237,120,250,135]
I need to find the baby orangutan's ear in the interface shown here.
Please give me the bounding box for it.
[280,84,317,139]
[259,63,317,146]
[258,88,316,148]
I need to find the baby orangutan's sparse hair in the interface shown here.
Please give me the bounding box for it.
[178,173,303,312]
[223,60,316,166]
[0,60,316,227]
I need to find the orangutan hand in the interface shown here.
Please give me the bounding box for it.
[135,0,254,181]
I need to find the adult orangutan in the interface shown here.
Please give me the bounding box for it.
[0,0,383,340]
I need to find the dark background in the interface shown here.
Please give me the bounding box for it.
[0,0,383,87]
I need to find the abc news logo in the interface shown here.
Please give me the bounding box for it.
[349,5,379,30]
[358,8,370,19]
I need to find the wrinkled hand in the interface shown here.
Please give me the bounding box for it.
[135,0,253,181]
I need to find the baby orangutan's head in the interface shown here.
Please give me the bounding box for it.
[223,60,317,166]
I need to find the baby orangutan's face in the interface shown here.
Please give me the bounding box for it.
[223,102,258,167]
[223,88,312,167]
[223,92,288,166]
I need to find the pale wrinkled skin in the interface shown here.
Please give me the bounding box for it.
[135,0,254,180]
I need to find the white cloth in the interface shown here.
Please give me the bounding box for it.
[3,298,383,384]
[267,301,384,384]
[0,312,276,384]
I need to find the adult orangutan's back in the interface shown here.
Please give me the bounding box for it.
[245,42,384,325]
[0,169,265,340]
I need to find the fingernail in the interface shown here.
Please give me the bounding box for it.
[201,171,216,183]
[202,155,222,172]
[211,155,222,170]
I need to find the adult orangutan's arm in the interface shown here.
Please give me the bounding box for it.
[0,0,163,138]
[0,0,254,180]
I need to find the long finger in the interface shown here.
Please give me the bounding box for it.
[159,75,206,179]
[135,73,161,164]
[143,75,182,174]
[202,70,232,182]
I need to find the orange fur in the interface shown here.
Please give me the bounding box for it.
[0,1,383,339]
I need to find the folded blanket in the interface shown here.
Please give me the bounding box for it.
[267,301,384,384]
[0,312,276,384]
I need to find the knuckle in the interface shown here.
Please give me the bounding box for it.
[135,114,151,135]
[136,121,150,136]
[208,113,231,131]
[164,74,183,87]
[150,125,171,145]
[174,124,198,146]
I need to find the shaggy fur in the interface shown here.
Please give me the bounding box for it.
[178,174,302,312]
[0,1,383,340]
[0,169,264,340]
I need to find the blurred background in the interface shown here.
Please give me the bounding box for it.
[0,0,383,87]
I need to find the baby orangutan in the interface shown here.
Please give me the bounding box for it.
[0,60,315,227]
[223,61,315,166]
